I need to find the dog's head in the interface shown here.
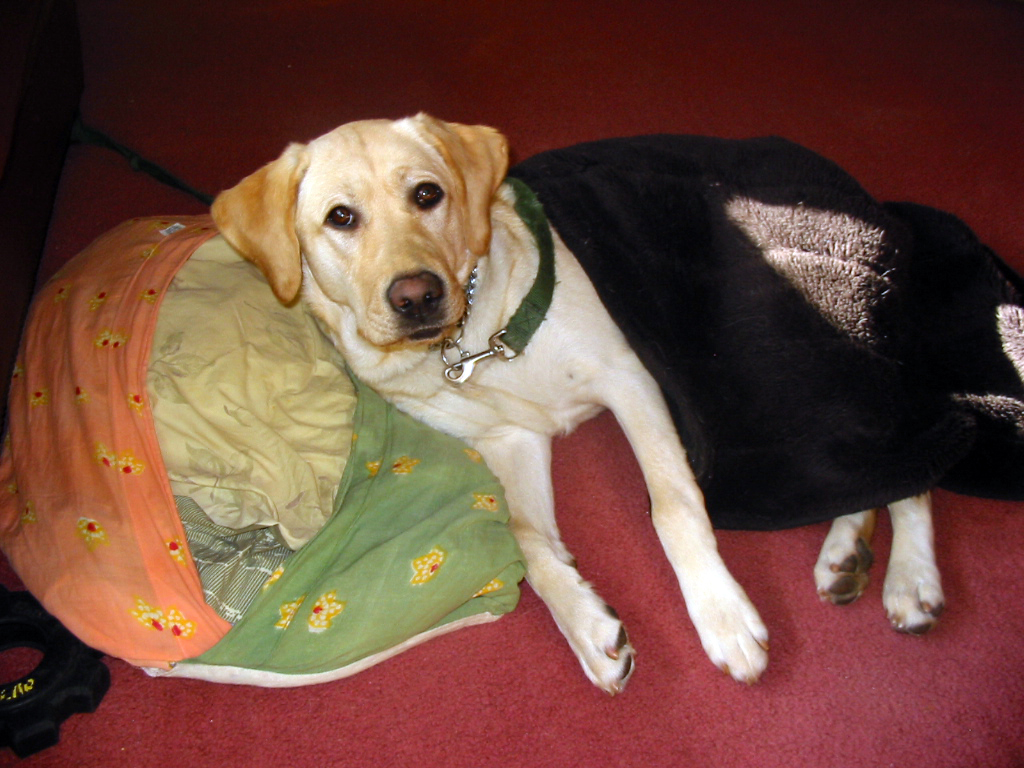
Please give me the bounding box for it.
[211,114,509,348]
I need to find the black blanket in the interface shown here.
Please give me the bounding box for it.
[509,136,1024,529]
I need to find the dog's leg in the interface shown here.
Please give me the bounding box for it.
[814,510,877,605]
[883,492,944,634]
[472,428,635,694]
[600,369,769,684]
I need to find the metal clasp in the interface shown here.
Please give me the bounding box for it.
[443,330,517,384]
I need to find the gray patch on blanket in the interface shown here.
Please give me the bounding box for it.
[999,304,1024,386]
[175,495,292,624]
[725,195,896,347]
[953,394,1024,438]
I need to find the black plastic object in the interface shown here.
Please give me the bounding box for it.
[0,586,109,758]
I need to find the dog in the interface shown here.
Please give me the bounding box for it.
[211,113,1017,694]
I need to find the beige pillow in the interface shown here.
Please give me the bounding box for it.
[148,235,356,549]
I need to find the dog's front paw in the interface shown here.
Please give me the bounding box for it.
[687,579,769,684]
[883,560,944,635]
[559,594,636,695]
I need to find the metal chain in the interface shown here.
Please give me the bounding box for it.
[437,266,517,383]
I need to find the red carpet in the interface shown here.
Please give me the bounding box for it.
[3,1,1024,765]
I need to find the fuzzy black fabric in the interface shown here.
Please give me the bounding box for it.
[508,136,1024,530]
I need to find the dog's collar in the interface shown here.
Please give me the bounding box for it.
[441,177,556,384]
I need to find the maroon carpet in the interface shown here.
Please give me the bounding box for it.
[3,1,1024,765]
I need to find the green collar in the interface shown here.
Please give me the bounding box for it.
[441,177,556,384]
[500,176,556,352]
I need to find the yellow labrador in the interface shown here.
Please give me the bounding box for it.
[212,114,943,693]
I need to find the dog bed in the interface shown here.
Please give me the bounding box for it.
[0,216,524,686]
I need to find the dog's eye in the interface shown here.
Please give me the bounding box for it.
[413,182,444,210]
[326,206,357,228]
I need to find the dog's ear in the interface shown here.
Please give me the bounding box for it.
[211,143,310,304]
[414,114,510,256]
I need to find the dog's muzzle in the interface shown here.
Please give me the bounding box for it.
[387,270,451,340]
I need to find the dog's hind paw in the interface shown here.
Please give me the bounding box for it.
[883,561,944,635]
[815,536,874,605]
[815,510,877,606]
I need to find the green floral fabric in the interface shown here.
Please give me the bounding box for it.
[189,375,525,676]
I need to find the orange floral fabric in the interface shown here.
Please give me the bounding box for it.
[0,216,231,668]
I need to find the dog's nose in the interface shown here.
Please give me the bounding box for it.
[387,271,445,321]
